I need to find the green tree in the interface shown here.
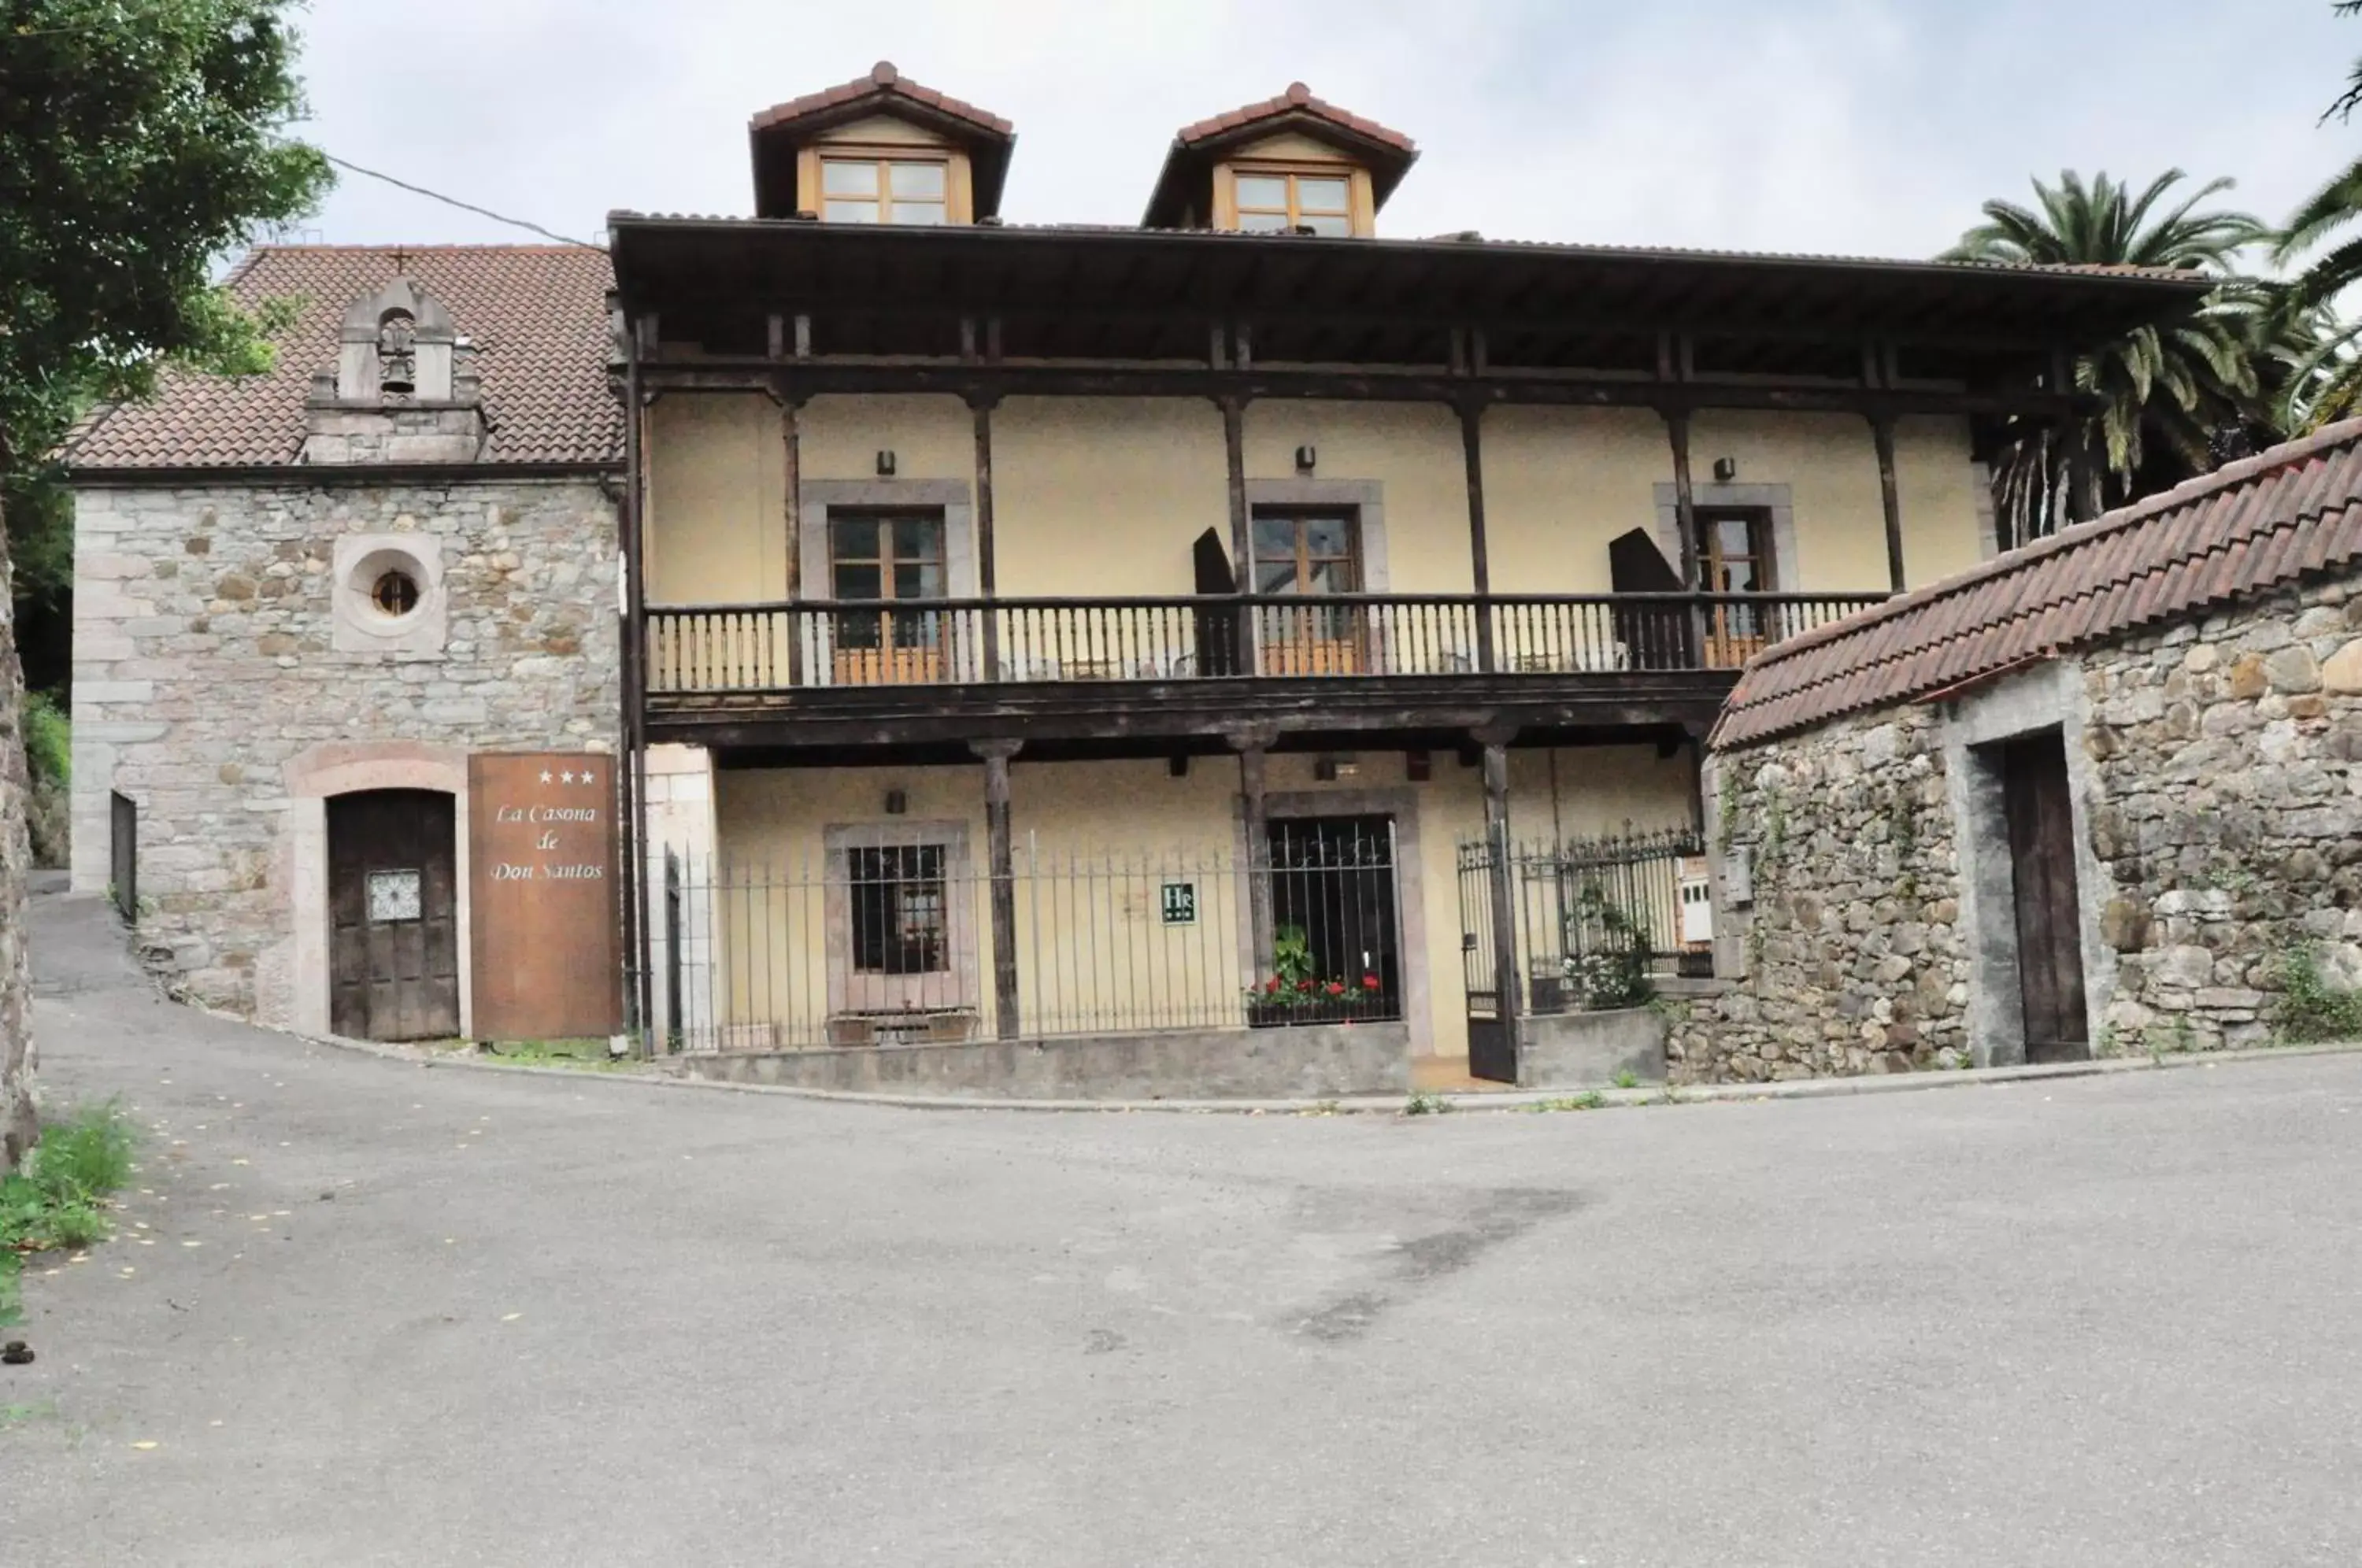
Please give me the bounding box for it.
[0,0,331,1168]
[1942,171,2272,543]
[2272,1,2362,431]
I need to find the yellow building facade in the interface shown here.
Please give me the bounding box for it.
[613,64,2205,1091]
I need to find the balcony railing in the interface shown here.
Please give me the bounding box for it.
[644,591,1886,696]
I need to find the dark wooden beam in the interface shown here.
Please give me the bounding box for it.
[780,390,805,685]
[976,739,1023,1041]
[1479,730,1520,1075]
[1459,401,1498,673]
[620,333,652,1052]
[970,393,1002,678]
[1665,411,1701,590]
[1871,412,1906,591]
[646,671,1739,756]
[675,358,2079,420]
[1232,735,1275,978]
[1222,396,1253,673]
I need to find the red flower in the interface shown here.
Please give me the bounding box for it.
[1296,978,1314,993]
[1361,973,1382,990]
[1324,981,1346,997]
[1264,976,1282,993]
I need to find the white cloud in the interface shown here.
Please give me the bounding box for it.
[285,0,2362,263]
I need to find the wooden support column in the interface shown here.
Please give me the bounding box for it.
[620,336,652,1052]
[779,386,804,686]
[1664,409,1705,665]
[1230,729,1276,974]
[1477,725,1520,1070]
[1221,395,1254,674]
[971,392,1002,679]
[1459,399,1498,672]
[1871,413,1906,591]
[1665,409,1701,588]
[975,739,1023,1040]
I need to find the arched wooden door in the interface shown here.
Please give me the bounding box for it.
[328,790,460,1041]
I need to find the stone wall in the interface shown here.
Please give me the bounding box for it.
[2079,577,2362,1052]
[0,515,35,1167]
[68,477,620,1023]
[1680,568,2362,1082]
[1675,707,1968,1082]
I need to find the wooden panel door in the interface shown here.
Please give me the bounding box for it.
[329,790,460,1041]
[2000,734,2090,1063]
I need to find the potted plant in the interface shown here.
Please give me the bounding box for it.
[1245,925,1387,1026]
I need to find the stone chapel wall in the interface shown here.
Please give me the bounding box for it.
[68,477,620,1023]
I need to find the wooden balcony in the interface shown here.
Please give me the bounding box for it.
[641,590,1886,759]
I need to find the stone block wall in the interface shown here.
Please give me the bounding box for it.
[1681,568,2362,1082]
[1,530,35,1166]
[2077,577,2362,1052]
[1675,708,1968,1082]
[68,477,620,1023]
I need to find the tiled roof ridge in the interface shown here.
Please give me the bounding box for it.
[748,61,1014,138]
[1711,417,2362,751]
[239,241,595,254]
[1750,416,2362,676]
[1174,81,1416,153]
[605,209,2213,283]
[65,243,619,471]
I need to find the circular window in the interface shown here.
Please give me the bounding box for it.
[371,568,421,617]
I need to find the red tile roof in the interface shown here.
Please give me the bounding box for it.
[748,61,1013,138]
[1712,418,2362,751]
[66,245,620,470]
[1175,81,1415,153]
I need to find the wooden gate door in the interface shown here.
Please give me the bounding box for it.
[1999,733,2089,1063]
[329,790,461,1041]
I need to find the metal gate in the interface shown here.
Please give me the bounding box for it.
[109,790,137,923]
[1457,827,1705,1082]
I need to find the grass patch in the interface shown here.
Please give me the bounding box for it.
[1402,1091,1452,1116]
[472,1037,641,1073]
[2,1103,139,1329]
[2274,946,2362,1045]
[1529,1089,1609,1112]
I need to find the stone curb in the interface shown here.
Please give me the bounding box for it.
[278,1023,2362,1115]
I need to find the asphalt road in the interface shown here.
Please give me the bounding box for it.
[6,882,2362,1566]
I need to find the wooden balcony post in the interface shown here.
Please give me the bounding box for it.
[1230,728,1276,974]
[1871,412,1906,591]
[1664,409,1707,667]
[1476,724,1521,1067]
[971,392,1003,680]
[1459,399,1498,672]
[780,387,805,686]
[975,738,1024,1039]
[1221,394,1255,674]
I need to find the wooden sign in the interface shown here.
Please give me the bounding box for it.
[468,753,620,1041]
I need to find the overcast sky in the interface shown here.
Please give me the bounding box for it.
[290,0,2360,263]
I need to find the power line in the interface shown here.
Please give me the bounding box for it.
[320,151,603,250]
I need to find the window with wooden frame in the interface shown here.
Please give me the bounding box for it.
[1228,168,1357,235]
[829,511,948,683]
[819,155,950,224]
[1251,508,1364,672]
[1694,507,1775,664]
[847,845,950,974]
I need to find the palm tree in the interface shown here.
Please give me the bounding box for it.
[2271,0,2362,430]
[1943,170,2271,544]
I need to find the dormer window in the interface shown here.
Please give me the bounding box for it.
[1232,170,1353,235]
[1146,84,1415,235]
[821,156,950,224]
